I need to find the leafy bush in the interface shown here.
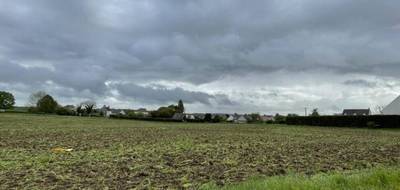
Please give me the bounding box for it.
[274,114,286,124]
[151,106,176,118]
[0,91,15,109]
[36,95,58,113]
[28,107,39,113]
[212,115,225,123]
[56,107,76,116]
[286,115,400,128]
[204,113,212,122]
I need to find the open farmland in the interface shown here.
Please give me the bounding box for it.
[1,114,400,189]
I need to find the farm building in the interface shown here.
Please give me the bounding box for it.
[342,109,370,116]
[382,95,400,115]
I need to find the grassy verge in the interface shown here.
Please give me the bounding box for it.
[201,167,400,190]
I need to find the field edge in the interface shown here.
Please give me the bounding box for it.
[200,166,400,190]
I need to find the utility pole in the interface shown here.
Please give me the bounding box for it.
[304,107,307,116]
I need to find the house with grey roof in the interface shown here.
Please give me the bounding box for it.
[342,109,371,116]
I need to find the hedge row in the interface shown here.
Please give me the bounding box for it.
[286,115,400,128]
[110,114,183,122]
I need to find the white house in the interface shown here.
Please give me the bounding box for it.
[382,95,400,115]
[226,115,235,122]
[234,115,248,123]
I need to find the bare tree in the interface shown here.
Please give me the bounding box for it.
[27,91,47,107]
[374,105,385,115]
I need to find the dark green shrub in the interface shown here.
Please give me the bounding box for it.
[286,115,400,128]
[56,107,76,116]
[367,121,377,128]
[0,91,15,109]
[28,107,39,113]
[212,115,225,123]
[36,95,58,113]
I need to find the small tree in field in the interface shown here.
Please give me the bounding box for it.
[311,108,320,116]
[0,91,15,109]
[37,95,58,113]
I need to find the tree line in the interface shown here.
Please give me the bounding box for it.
[0,90,97,116]
[0,90,185,118]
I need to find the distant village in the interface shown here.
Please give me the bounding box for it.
[99,104,276,124]
[91,94,400,124]
[1,90,400,124]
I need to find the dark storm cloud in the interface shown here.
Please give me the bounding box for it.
[114,83,232,105]
[1,0,400,112]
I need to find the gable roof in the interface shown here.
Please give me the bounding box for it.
[342,109,370,116]
[382,95,400,115]
[172,113,185,120]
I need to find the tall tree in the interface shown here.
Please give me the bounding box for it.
[37,95,58,113]
[177,99,185,113]
[27,91,47,107]
[0,91,15,109]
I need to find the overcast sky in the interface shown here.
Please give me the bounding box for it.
[1,0,400,114]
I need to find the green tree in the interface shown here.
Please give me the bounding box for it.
[311,108,320,116]
[81,100,96,116]
[287,113,299,117]
[212,115,225,123]
[177,99,185,113]
[0,91,15,109]
[274,113,286,124]
[249,113,261,122]
[37,95,58,113]
[76,104,84,116]
[151,106,176,118]
[204,113,212,122]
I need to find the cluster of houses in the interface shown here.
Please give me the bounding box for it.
[99,105,150,118]
[98,105,274,123]
[95,95,400,123]
[174,113,275,123]
[341,95,400,116]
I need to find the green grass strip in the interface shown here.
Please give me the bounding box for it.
[201,167,400,190]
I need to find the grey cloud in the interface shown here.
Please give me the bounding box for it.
[114,83,233,106]
[343,79,377,88]
[1,0,400,113]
